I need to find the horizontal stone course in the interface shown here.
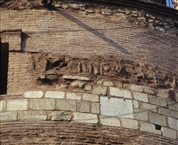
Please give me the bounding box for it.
[7,99,27,111]
[19,111,47,121]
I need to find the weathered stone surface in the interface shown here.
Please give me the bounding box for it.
[24,91,43,98]
[149,96,167,107]
[100,96,134,118]
[134,108,148,121]
[103,81,114,87]
[50,111,72,121]
[45,91,65,99]
[66,93,82,100]
[162,127,177,139]
[140,122,161,135]
[140,103,157,112]
[91,103,100,114]
[159,108,178,119]
[0,112,17,121]
[133,92,148,102]
[19,111,47,121]
[121,118,138,129]
[128,85,143,92]
[84,84,92,91]
[149,112,166,126]
[167,100,178,111]
[29,99,55,110]
[168,117,178,130]
[100,116,120,127]
[82,94,99,102]
[156,90,169,98]
[56,99,76,111]
[77,101,90,113]
[132,100,139,108]
[109,87,132,99]
[114,81,123,88]
[142,86,155,94]
[0,100,5,112]
[93,85,107,95]
[73,112,98,124]
[63,75,91,81]
[71,81,85,88]
[7,99,27,111]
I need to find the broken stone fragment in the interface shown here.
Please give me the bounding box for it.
[63,75,91,81]
[71,81,85,88]
[51,111,72,121]
[46,74,58,80]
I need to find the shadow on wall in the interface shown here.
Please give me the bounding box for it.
[49,6,131,55]
[21,32,30,52]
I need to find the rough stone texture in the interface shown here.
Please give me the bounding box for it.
[66,93,82,100]
[56,99,76,111]
[103,81,114,86]
[7,99,27,111]
[149,112,167,126]
[142,86,155,94]
[128,85,143,92]
[63,75,91,81]
[24,91,43,98]
[91,103,100,114]
[29,99,55,110]
[93,85,107,95]
[45,91,65,99]
[0,100,5,112]
[167,100,178,111]
[140,103,157,112]
[50,111,72,121]
[168,117,178,131]
[132,100,139,108]
[149,96,167,107]
[114,81,123,88]
[100,96,134,118]
[162,127,177,139]
[77,101,90,113]
[134,108,148,121]
[156,90,169,99]
[82,94,99,102]
[109,87,132,99]
[0,112,17,122]
[100,116,120,127]
[159,108,178,119]
[73,112,98,124]
[19,111,47,121]
[133,92,148,102]
[140,122,161,135]
[121,118,138,129]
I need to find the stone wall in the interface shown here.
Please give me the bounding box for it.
[1,81,178,140]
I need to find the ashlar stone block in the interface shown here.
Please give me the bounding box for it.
[7,99,27,111]
[162,127,177,139]
[24,91,43,98]
[168,117,178,130]
[133,92,148,102]
[93,85,107,95]
[77,101,90,113]
[140,122,161,135]
[19,111,47,121]
[109,87,132,99]
[45,91,65,99]
[0,112,17,122]
[149,112,166,126]
[128,85,143,92]
[66,93,81,100]
[29,99,55,110]
[82,94,99,102]
[100,96,134,118]
[100,116,120,126]
[91,103,100,114]
[56,99,76,111]
[73,112,98,124]
[121,118,138,129]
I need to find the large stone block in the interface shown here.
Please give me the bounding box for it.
[100,116,120,126]
[142,86,155,94]
[140,103,157,112]
[168,117,178,130]
[91,103,100,114]
[73,112,98,124]
[159,108,178,119]
[134,108,148,121]
[100,96,134,118]
[45,91,65,99]
[162,127,177,139]
[7,99,27,111]
[63,75,91,81]
[77,101,90,113]
[103,80,114,86]
[0,112,17,121]
[133,92,148,102]
[121,118,138,129]
[140,122,161,135]
[82,94,99,102]
[29,99,55,110]
[167,100,178,111]
[109,87,132,99]
[128,85,143,92]
[66,93,81,100]
[149,96,167,107]
[93,85,107,95]
[24,91,43,98]
[156,90,169,98]
[50,111,72,121]
[56,99,76,111]
[19,111,47,121]
[149,112,166,126]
